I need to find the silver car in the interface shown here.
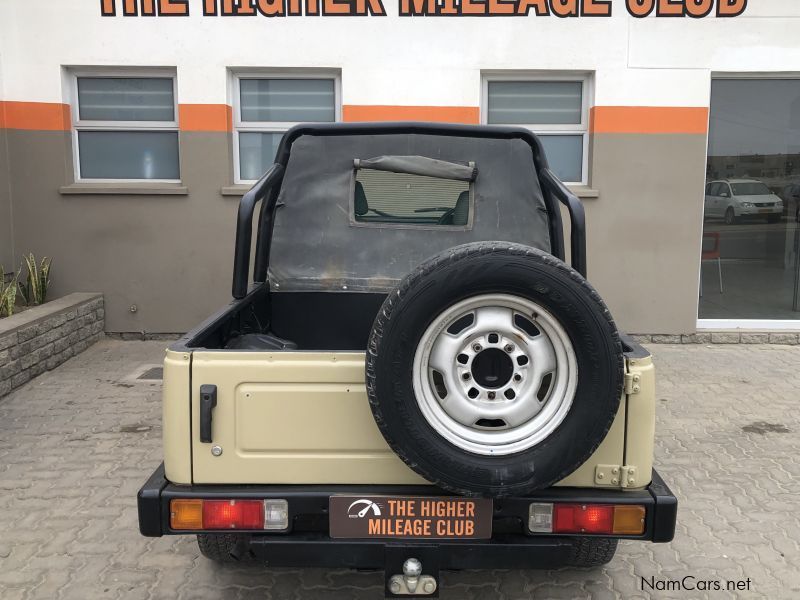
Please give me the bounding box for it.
[704,179,784,225]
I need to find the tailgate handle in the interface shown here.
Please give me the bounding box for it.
[199,384,217,443]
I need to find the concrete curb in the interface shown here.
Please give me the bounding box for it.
[631,332,800,345]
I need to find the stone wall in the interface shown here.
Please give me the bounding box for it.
[0,293,104,398]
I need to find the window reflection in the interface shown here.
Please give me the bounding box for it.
[701,79,800,320]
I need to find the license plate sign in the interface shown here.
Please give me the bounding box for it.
[758,208,771,213]
[329,495,493,539]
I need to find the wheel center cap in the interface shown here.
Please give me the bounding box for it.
[470,348,514,389]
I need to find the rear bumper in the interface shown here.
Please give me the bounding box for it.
[222,533,582,570]
[138,464,677,546]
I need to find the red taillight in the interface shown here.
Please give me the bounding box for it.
[553,504,614,534]
[202,500,264,530]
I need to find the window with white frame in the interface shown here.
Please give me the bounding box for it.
[234,73,339,182]
[71,72,179,181]
[482,75,590,184]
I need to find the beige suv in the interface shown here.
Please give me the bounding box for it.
[138,123,676,597]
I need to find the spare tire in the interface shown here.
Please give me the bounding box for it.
[366,242,623,497]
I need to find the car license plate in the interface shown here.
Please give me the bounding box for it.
[759,208,771,213]
[329,495,493,539]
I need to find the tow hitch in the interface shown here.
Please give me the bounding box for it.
[388,558,438,596]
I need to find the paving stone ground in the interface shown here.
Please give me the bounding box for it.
[0,339,798,599]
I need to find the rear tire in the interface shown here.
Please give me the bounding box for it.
[197,534,252,563]
[567,537,618,567]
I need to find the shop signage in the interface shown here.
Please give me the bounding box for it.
[328,495,494,539]
[100,0,747,19]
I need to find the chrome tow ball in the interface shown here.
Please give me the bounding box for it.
[388,558,437,596]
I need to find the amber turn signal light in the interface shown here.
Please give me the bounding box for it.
[170,499,204,530]
[612,505,646,535]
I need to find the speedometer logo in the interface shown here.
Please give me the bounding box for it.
[347,499,383,518]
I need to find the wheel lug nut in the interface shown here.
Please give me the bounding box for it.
[472,344,482,352]
[488,391,496,400]
[504,344,514,353]
[462,373,471,380]
[514,374,522,382]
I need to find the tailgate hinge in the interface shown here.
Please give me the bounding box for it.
[624,372,642,395]
[595,465,638,488]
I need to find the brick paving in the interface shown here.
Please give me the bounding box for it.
[0,339,798,599]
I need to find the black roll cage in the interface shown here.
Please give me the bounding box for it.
[232,122,587,300]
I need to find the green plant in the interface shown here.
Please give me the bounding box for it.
[0,267,18,318]
[18,254,52,307]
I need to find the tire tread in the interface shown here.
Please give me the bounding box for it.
[568,537,619,567]
[197,534,251,563]
[366,242,623,497]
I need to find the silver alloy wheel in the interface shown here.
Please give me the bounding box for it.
[412,294,578,456]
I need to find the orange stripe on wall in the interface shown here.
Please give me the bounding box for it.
[0,101,71,131]
[591,106,709,135]
[343,105,480,124]
[0,102,709,134]
[178,104,232,132]
[0,101,233,132]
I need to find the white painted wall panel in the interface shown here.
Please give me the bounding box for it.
[594,68,712,107]
[629,16,800,71]
[0,1,797,107]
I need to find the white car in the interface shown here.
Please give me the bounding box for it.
[704,179,784,225]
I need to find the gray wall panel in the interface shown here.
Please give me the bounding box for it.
[6,130,237,332]
[4,128,707,335]
[586,133,708,334]
[0,126,12,271]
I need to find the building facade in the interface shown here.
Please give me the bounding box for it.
[1,0,798,334]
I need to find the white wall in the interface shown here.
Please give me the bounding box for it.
[0,0,798,107]
[0,52,13,271]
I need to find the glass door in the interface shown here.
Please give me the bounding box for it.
[699,77,800,328]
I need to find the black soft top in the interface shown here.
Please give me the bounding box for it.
[270,132,549,292]
[233,123,585,298]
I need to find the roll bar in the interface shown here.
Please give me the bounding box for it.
[231,163,284,299]
[539,168,587,278]
[232,122,587,299]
